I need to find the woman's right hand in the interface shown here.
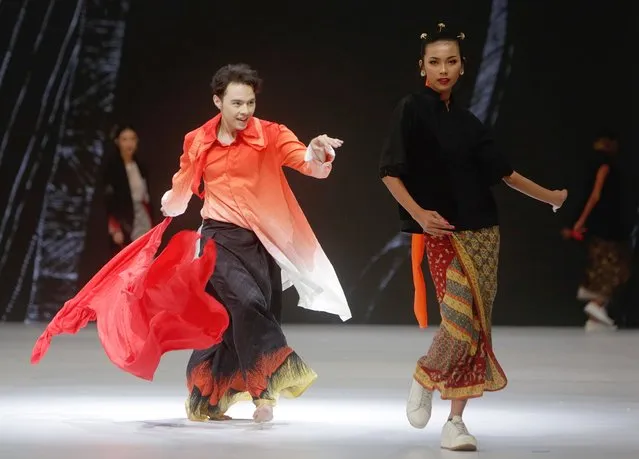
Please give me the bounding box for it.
[112,231,124,246]
[412,208,455,236]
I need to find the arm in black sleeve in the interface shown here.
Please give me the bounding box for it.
[379,96,413,178]
[101,155,121,235]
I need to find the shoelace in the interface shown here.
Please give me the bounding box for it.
[452,418,470,435]
[419,389,433,406]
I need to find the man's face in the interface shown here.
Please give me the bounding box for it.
[213,82,256,132]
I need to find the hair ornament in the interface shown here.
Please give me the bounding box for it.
[420,32,428,39]
[437,22,446,32]
[457,32,465,40]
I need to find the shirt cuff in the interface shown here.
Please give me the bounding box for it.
[160,190,186,217]
[304,144,336,163]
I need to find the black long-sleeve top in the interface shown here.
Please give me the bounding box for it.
[379,86,514,234]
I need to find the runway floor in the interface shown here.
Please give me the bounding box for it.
[0,323,638,458]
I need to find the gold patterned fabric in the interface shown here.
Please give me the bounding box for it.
[414,226,507,399]
[582,236,631,300]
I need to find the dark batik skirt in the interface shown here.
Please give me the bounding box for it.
[582,236,632,300]
[185,219,317,420]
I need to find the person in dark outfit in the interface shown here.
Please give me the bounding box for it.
[379,23,568,451]
[562,131,632,330]
[102,125,153,254]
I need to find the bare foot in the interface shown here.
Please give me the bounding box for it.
[252,405,273,423]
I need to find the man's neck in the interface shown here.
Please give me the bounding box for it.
[217,120,236,145]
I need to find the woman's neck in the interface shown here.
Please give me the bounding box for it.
[439,89,451,102]
[437,90,451,111]
[426,81,451,104]
[120,152,134,164]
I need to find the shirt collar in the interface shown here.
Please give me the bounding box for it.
[422,85,455,108]
[201,113,266,150]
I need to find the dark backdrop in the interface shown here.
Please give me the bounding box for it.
[1,0,635,325]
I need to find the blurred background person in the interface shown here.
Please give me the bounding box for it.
[102,124,154,254]
[562,131,633,330]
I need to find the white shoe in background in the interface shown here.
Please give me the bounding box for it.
[584,301,615,326]
[585,319,617,332]
[577,286,601,301]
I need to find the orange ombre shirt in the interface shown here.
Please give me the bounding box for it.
[161,114,351,321]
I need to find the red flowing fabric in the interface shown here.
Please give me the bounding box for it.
[30,217,229,381]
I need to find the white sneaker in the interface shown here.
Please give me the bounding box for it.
[406,378,433,429]
[441,416,477,451]
[577,286,601,301]
[585,319,617,332]
[584,301,615,326]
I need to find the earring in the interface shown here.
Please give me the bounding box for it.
[420,70,426,77]
[460,70,464,75]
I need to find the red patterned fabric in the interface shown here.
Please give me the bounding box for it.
[424,235,457,303]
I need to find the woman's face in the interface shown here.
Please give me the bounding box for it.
[594,137,618,154]
[115,128,138,158]
[421,40,463,95]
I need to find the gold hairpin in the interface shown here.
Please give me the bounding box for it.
[420,32,428,39]
[437,22,446,32]
[457,32,465,40]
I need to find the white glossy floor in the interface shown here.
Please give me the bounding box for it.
[0,323,638,458]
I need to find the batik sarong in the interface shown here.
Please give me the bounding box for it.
[413,226,508,399]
